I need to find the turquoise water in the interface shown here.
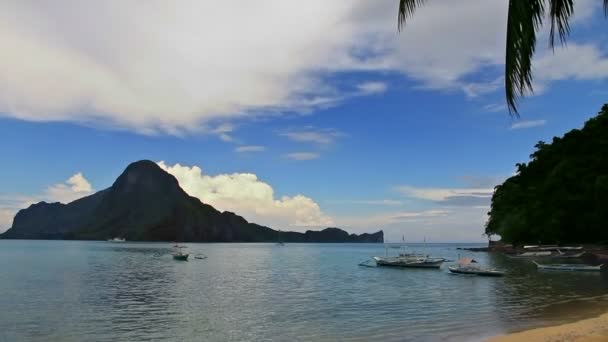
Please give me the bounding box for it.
[1,241,607,342]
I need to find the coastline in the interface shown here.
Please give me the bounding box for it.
[487,312,608,342]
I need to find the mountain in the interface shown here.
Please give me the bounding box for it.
[1,160,383,243]
[486,104,608,245]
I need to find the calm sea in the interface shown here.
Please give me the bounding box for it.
[1,241,607,342]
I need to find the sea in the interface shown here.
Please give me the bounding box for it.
[1,241,607,342]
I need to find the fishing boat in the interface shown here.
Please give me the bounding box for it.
[533,261,603,272]
[373,255,444,268]
[106,237,126,242]
[448,258,505,277]
[172,244,189,261]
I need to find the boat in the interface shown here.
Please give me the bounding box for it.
[373,255,444,268]
[506,251,552,258]
[448,258,505,277]
[106,237,126,242]
[533,261,603,272]
[172,244,189,261]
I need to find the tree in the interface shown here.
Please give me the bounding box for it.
[397,0,608,115]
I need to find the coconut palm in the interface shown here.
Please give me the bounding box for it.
[398,0,608,115]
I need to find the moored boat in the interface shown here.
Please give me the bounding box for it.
[448,258,504,277]
[533,261,603,272]
[107,237,126,242]
[172,244,189,261]
[373,256,444,268]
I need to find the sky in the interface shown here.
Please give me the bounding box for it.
[1,1,607,242]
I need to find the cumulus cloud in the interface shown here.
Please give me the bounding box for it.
[0,173,94,232]
[509,119,547,130]
[157,161,333,229]
[235,145,265,153]
[284,152,320,161]
[1,1,603,133]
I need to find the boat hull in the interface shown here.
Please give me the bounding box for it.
[448,266,504,277]
[373,257,443,269]
[534,262,603,272]
[172,254,189,261]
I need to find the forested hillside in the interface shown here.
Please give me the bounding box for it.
[486,104,608,244]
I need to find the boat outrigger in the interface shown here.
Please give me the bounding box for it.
[448,258,505,277]
[373,255,445,268]
[533,261,603,272]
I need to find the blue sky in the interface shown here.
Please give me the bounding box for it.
[1,1,607,241]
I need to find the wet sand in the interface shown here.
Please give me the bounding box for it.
[487,312,608,342]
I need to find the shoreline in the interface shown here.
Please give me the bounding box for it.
[487,312,608,342]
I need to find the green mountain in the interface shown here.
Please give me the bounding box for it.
[0,160,383,242]
[485,104,608,245]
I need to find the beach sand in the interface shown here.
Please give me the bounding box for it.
[488,313,608,342]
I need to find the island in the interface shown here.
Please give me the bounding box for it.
[0,160,383,243]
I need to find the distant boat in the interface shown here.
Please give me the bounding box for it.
[448,258,505,277]
[107,237,126,242]
[533,261,603,272]
[172,244,189,261]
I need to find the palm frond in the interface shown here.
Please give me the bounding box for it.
[505,0,545,115]
[605,0,608,16]
[549,0,574,49]
[398,0,427,31]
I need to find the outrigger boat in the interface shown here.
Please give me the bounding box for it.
[448,258,505,277]
[172,244,189,261]
[533,261,603,272]
[373,255,444,268]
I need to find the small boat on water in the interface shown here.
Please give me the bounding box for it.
[448,258,505,277]
[533,261,603,272]
[172,244,189,261]
[373,256,444,269]
[107,237,126,242]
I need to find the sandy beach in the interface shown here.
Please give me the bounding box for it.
[488,312,608,342]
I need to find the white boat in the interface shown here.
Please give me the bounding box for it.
[107,237,126,242]
[533,261,603,272]
[448,258,505,277]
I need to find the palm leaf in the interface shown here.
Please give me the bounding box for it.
[505,0,545,115]
[398,0,427,31]
[549,0,574,49]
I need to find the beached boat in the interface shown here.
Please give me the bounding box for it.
[106,237,126,242]
[172,244,189,261]
[373,256,444,268]
[533,261,603,272]
[448,258,505,277]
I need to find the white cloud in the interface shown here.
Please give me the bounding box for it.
[483,103,507,113]
[1,1,603,133]
[509,119,547,130]
[235,145,265,153]
[0,173,94,232]
[280,128,343,145]
[330,199,404,206]
[284,152,320,161]
[396,185,493,202]
[356,81,387,95]
[535,43,608,84]
[157,161,332,229]
[45,172,94,203]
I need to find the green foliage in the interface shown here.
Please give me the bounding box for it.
[486,104,608,244]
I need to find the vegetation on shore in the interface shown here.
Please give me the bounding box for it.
[485,104,608,245]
